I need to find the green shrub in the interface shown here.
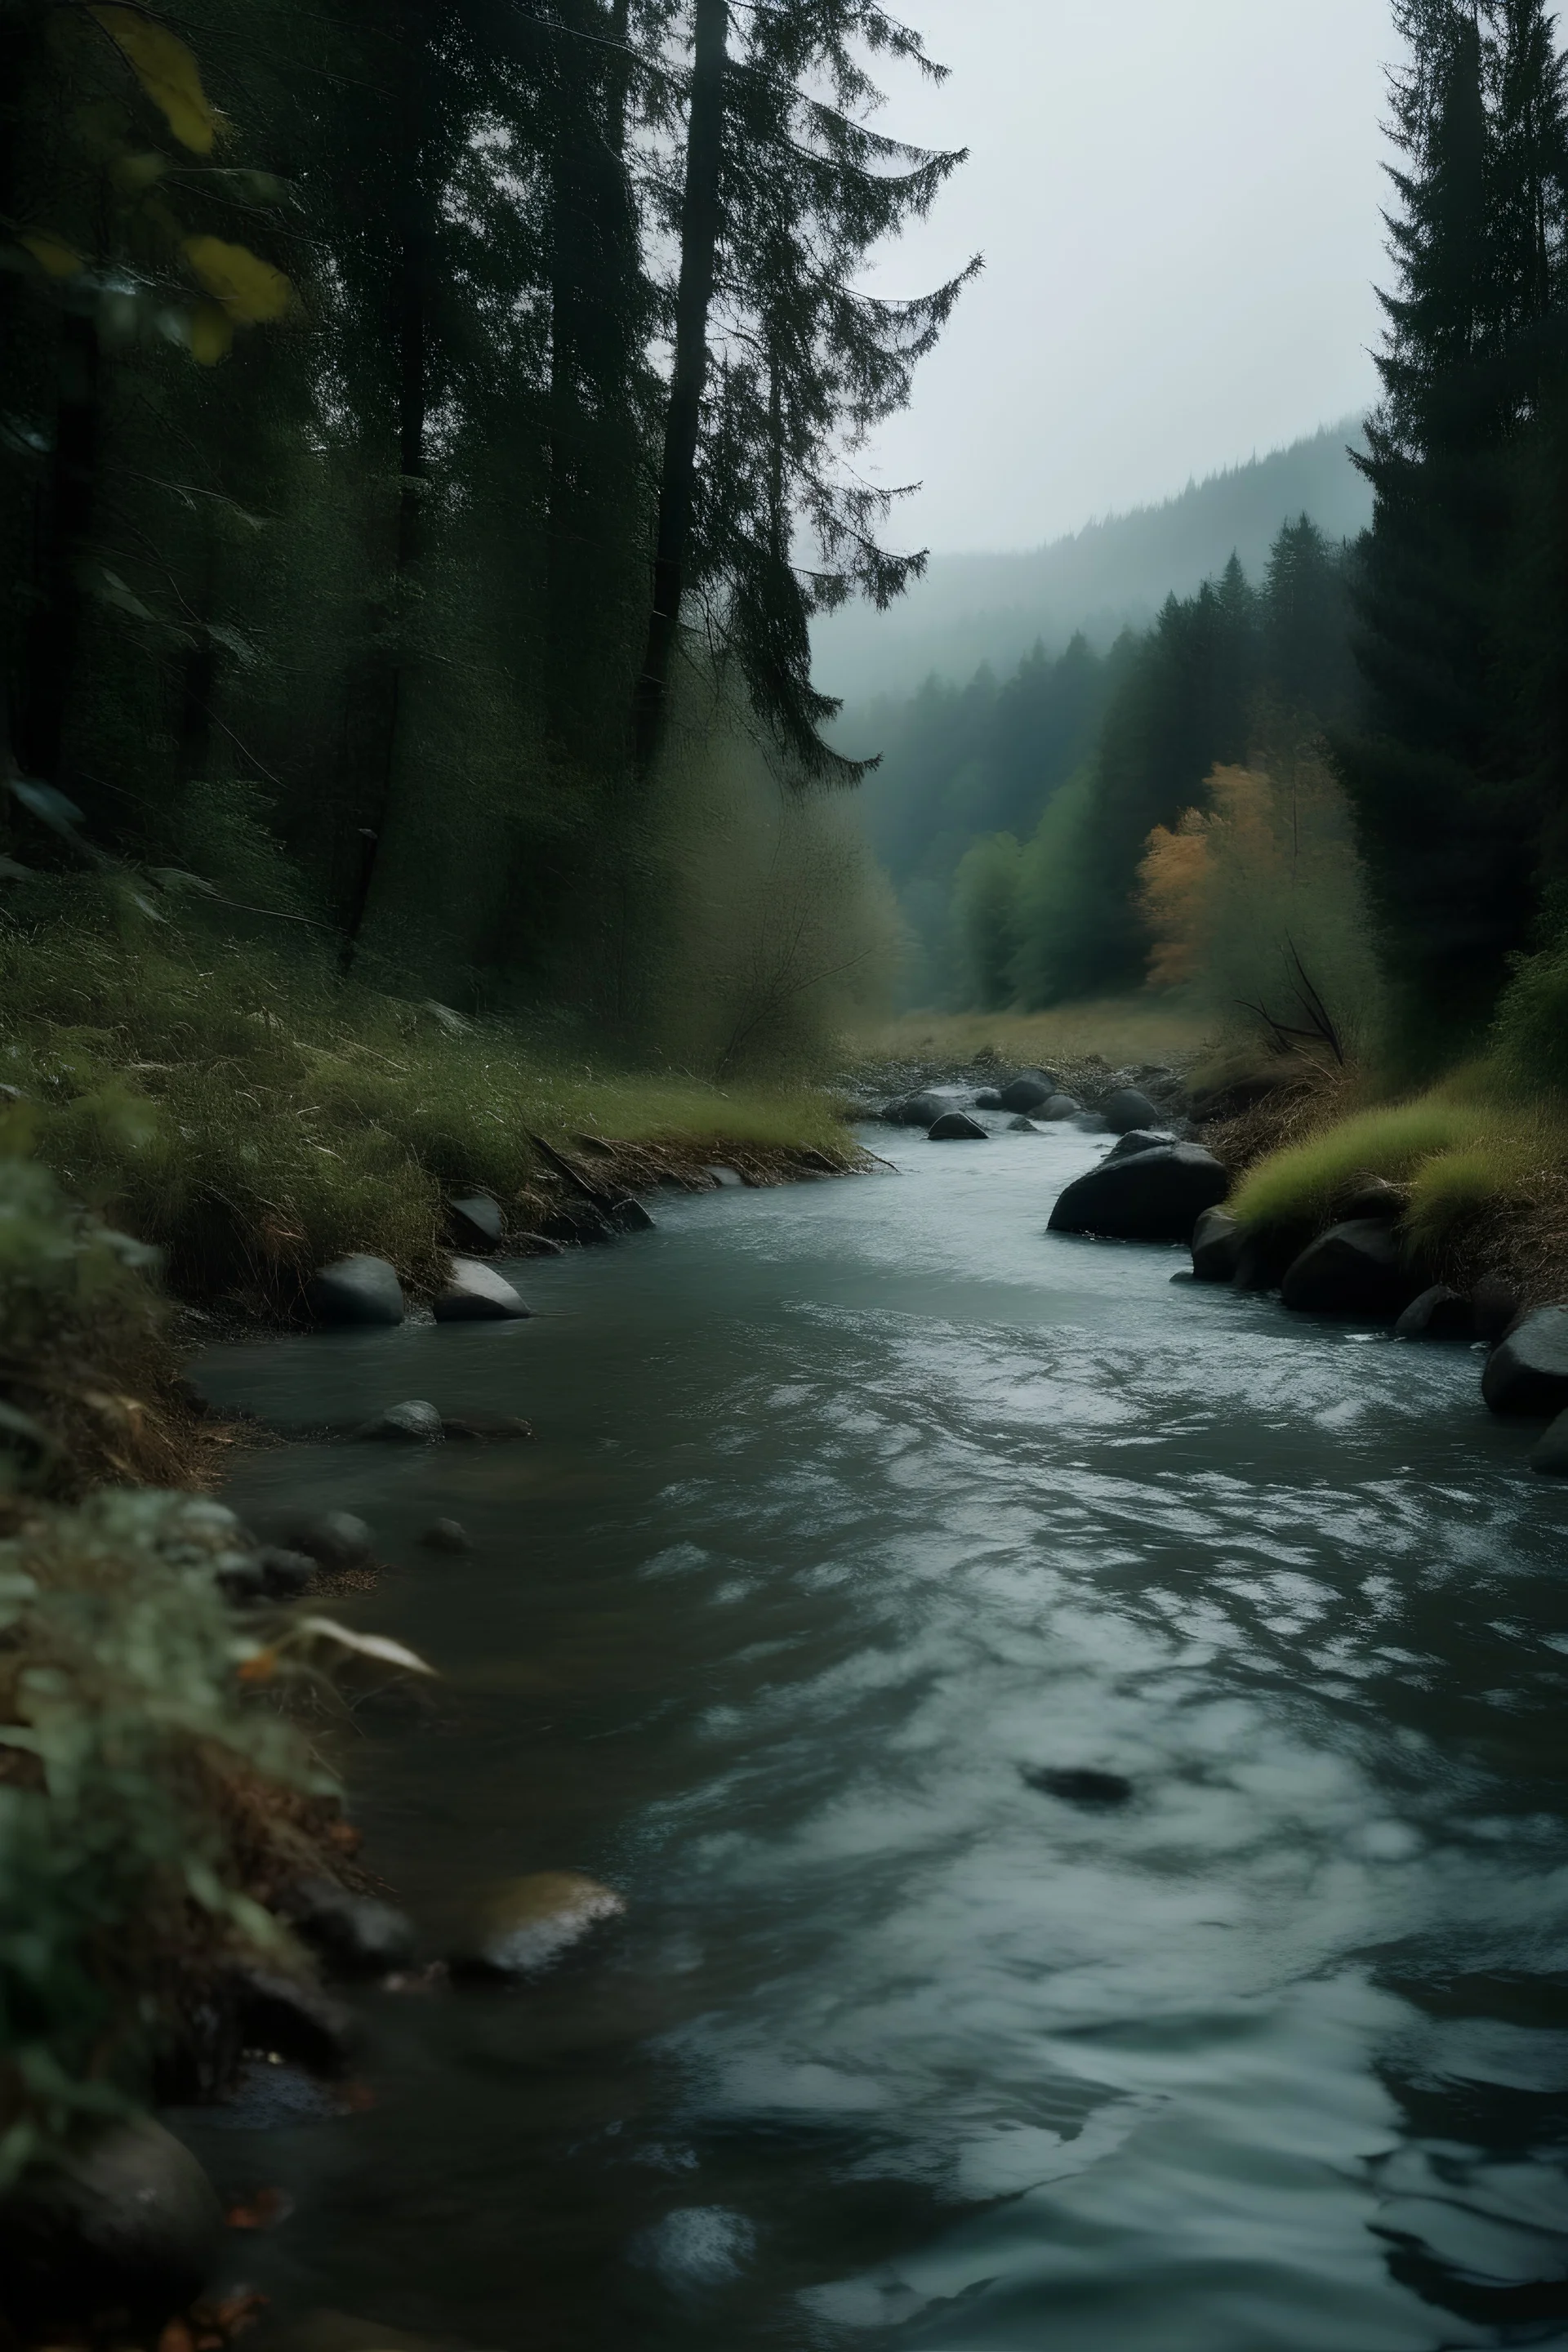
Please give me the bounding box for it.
[1228,1098,1490,1231]
[1492,934,1568,1097]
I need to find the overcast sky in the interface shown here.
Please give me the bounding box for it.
[849,0,1397,554]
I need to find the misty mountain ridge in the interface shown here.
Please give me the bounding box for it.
[817,418,1371,710]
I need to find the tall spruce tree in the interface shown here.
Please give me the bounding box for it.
[1339,0,1568,1049]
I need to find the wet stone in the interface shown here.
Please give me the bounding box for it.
[927,1111,988,1141]
[1022,1766,1134,1808]
[306,1254,405,1328]
[1482,1306,1568,1416]
[0,2118,225,2335]
[421,1517,473,1552]
[354,1398,445,1441]
[287,1511,374,1569]
[447,1193,504,1253]
[433,1258,531,1321]
[1394,1284,1476,1341]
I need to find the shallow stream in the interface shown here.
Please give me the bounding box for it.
[187,1124,1568,2350]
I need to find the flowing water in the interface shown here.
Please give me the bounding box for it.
[185,1124,1568,2351]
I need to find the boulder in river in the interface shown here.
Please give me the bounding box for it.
[0,2119,225,2335]
[1331,1175,1405,1224]
[706,1165,747,1187]
[281,1875,416,1978]
[1022,1765,1134,1808]
[447,1194,503,1253]
[1233,1221,1314,1293]
[928,1111,988,1140]
[433,1258,531,1321]
[1048,1143,1228,1244]
[998,1072,1057,1113]
[1037,1092,1082,1120]
[610,1196,656,1232]
[440,1410,532,1441]
[449,1870,626,1979]
[306,1254,405,1327]
[1530,1409,1568,1474]
[421,1516,472,1552]
[1280,1219,1420,1321]
[1190,1206,1242,1283]
[1101,1086,1164,1136]
[1481,1305,1568,1415]
[1394,1284,1476,1341]
[287,1510,373,1569]
[354,1398,444,1441]
[973,1089,1004,1111]
[255,1544,316,1597]
[1106,1127,1177,1163]
[1007,1114,1040,1132]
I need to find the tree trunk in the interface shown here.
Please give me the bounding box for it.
[631,0,727,776]
[340,18,430,975]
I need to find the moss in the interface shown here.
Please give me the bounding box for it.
[851,999,1214,1072]
[0,920,858,1310]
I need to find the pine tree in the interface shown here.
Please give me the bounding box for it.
[632,1,976,782]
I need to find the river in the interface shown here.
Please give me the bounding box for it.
[185,1120,1568,2351]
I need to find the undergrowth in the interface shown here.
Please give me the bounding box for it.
[0,911,857,1309]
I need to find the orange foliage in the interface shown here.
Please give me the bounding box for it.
[1138,808,1211,988]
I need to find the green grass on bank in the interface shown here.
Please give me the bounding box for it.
[1226,1068,1568,1272]
[0,921,855,1307]
[850,1000,1215,1074]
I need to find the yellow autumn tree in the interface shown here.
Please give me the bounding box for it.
[1139,753,1384,1049]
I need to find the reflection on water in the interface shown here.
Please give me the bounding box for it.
[185,1127,1568,2350]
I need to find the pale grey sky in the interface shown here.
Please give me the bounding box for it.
[852,0,1396,553]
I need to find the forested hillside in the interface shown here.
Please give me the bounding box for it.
[814,420,1371,704]
[0,0,970,1062]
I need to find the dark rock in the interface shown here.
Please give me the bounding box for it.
[1394,1285,1476,1341]
[1472,1275,1522,1343]
[998,1071,1057,1112]
[706,1165,746,1187]
[433,1258,530,1321]
[287,1511,373,1569]
[354,1398,444,1441]
[1280,1220,1421,1321]
[447,1194,503,1254]
[1233,1223,1312,1293]
[1106,1127,1177,1162]
[448,1871,626,1980]
[214,1553,270,1604]
[1048,1143,1228,1243]
[1191,1206,1242,1283]
[513,1230,565,1256]
[1102,1085,1163,1135]
[1037,1092,1082,1120]
[1022,1766,1134,1808]
[0,2119,224,2334]
[1482,1306,1568,1416]
[610,1196,655,1232]
[1006,1115,1040,1133]
[886,1094,948,1129]
[281,1876,416,1978]
[234,1968,356,2074]
[421,1517,472,1552]
[256,1545,316,1597]
[927,1111,988,1141]
[541,1202,616,1246]
[306,1254,405,1328]
[1332,1175,1405,1224]
[439,1411,532,1442]
[973,1089,1004,1111]
[1530,1409,1568,1474]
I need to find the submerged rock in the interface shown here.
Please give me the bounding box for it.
[610,1196,656,1232]
[433,1258,531,1321]
[997,1072,1057,1113]
[354,1398,444,1442]
[440,1410,532,1442]
[1190,1206,1242,1284]
[1022,1766,1134,1808]
[1101,1086,1163,1135]
[1482,1306,1568,1415]
[307,1254,405,1327]
[287,1511,374,1569]
[1006,1114,1040,1132]
[1048,1143,1228,1243]
[927,1111,988,1140]
[1280,1219,1420,1321]
[449,1870,625,1980]
[447,1194,503,1253]
[421,1517,472,1552]
[0,2119,224,2335]
[1394,1284,1476,1341]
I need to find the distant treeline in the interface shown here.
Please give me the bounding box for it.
[871,0,1568,1076]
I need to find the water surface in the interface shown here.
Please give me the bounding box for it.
[188,1125,1568,2350]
